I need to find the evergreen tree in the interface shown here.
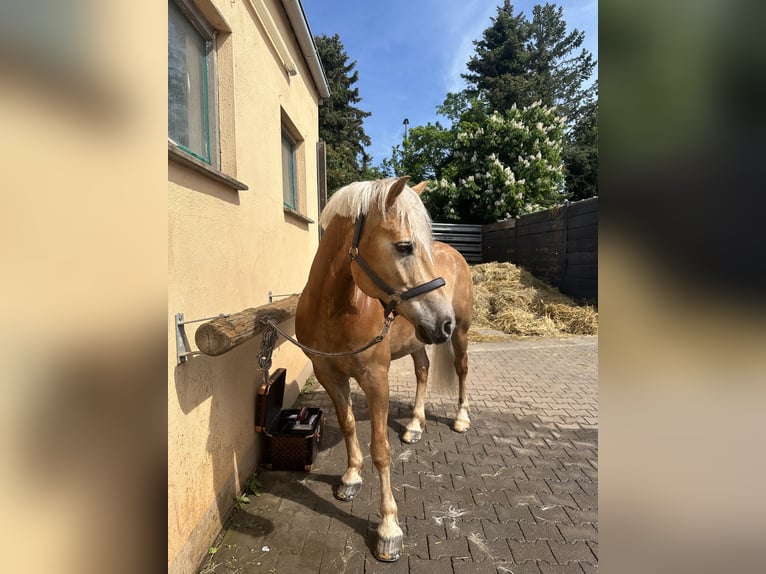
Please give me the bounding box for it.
[563,90,598,200]
[463,2,595,126]
[315,34,372,194]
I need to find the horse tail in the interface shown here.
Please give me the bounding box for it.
[429,341,458,397]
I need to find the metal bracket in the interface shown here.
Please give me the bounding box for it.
[175,312,230,365]
[268,290,299,303]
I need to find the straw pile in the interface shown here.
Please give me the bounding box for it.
[469,262,597,340]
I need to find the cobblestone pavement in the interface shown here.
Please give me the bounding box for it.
[201,336,598,574]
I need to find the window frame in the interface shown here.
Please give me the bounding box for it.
[168,0,220,168]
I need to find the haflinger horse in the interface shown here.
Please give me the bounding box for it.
[295,176,472,561]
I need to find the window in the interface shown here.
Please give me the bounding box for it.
[168,0,218,166]
[281,130,297,210]
[280,112,313,223]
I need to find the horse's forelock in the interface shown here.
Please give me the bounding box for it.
[319,179,434,251]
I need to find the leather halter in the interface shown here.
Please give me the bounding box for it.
[348,214,446,318]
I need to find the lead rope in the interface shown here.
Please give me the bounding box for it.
[257,314,395,360]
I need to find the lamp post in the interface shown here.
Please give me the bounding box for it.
[403,118,409,143]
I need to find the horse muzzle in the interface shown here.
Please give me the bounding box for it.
[415,313,455,345]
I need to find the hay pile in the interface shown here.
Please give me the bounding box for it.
[470,262,597,340]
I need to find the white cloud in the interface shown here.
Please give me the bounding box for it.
[441,1,499,94]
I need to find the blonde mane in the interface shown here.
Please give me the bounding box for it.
[319,178,434,251]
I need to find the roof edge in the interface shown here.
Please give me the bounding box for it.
[280,0,331,100]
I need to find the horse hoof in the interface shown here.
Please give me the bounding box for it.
[334,481,362,501]
[402,429,422,444]
[453,420,470,433]
[374,534,403,562]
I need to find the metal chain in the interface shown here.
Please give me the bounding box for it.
[258,315,395,358]
[257,321,279,384]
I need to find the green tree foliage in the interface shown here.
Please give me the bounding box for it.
[423,100,566,224]
[380,122,454,183]
[315,34,372,194]
[563,91,598,200]
[464,1,596,127]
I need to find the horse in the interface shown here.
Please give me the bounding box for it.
[295,176,473,561]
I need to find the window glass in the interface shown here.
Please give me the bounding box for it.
[168,1,210,162]
[282,132,297,209]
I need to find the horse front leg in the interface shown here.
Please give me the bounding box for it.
[402,347,429,444]
[361,370,403,561]
[452,328,471,433]
[316,369,365,501]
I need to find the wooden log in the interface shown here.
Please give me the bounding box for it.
[195,295,299,356]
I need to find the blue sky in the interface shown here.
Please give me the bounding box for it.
[302,0,598,168]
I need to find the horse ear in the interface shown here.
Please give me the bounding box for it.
[411,181,428,196]
[385,176,411,210]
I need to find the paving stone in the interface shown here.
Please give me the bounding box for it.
[530,505,574,525]
[547,479,586,494]
[520,521,566,542]
[466,534,512,562]
[453,556,498,573]
[408,556,452,573]
[291,512,332,533]
[547,541,597,564]
[495,561,543,574]
[494,503,535,523]
[524,466,562,481]
[472,487,513,507]
[538,493,578,509]
[564,508,598,525]
[440,516,484,540]
[481,519,524,542]
[506,492,543,507]
[538,563,586,574]
[557,524,598,543]
[508,540,557,564]
[406,516,447,539]
[427,534,471,560]
[364,553,410,573]
[319,547,364,573]
[575,480,597,496]
[277,550,325,573]
[502,454,536,468]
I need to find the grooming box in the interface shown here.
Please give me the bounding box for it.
[255,368,323,471]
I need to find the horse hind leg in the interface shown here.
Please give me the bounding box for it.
[451,328,471,433]
[316,370,364,501]
[402,347,429,444]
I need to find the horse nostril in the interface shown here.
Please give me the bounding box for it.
[442,319,454,338]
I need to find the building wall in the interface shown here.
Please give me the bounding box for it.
[168,1,322,572]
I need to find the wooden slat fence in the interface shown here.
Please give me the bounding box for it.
[431,222,483,263]
[481,197,598,301]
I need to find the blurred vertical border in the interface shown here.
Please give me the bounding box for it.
[601,0,766,573]
[2,1,765,573]
[0,1,166,573]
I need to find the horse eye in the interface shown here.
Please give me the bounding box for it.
[394,241,414,255]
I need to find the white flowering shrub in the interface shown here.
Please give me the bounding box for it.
[423,102,566,223]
